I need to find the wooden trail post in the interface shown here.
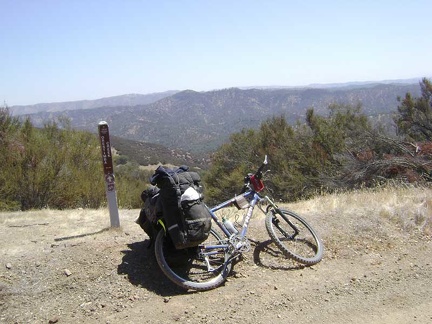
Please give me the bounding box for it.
[98,121,120,228]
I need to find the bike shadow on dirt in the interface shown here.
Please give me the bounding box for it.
[251,239,306,271]
[118,238,306,296]
[117,240,187,297]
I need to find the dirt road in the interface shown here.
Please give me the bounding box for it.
[1,187,431,323]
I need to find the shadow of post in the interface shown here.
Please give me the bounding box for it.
[54,228,111,241]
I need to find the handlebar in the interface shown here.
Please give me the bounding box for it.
[254,155,268,180]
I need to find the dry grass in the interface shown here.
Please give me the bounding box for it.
[282,184,432,260]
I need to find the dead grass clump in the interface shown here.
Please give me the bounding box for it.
[282,184,432,259]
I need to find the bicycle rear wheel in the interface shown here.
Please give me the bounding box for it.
[154,228,232,291]
[265,208,323,265]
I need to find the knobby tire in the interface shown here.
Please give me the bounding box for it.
[265,209,323,265]
[154,229,232,291]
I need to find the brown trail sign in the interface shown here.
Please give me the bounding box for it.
[98,121,120,227]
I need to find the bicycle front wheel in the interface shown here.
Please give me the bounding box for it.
[265,208,323,265]
[154,229,232,291]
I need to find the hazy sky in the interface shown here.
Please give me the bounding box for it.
[1,0,431,106]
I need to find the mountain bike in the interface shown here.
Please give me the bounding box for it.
[154,156,324,291]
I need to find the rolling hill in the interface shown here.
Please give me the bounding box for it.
[17,82,422,154]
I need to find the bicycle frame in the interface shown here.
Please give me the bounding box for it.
[201,188,302,259]
[197,189,266,263]
[209,190,260,236]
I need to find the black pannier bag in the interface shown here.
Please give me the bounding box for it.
[150,165,212,249]
[136,186,161,244]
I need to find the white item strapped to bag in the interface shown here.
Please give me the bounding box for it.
[180,187,201,202]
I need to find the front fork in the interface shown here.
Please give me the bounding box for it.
[263,196,299,240]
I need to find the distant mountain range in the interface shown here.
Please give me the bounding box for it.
[13,80,423,155]
[10,91,179,115]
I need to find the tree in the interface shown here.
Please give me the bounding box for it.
[204,104,378,203]
[0,108,22,210]
[306,103,371,162]
[256,116,317,200]
[395,78,432,141]
[0,113,107,210]
[203,128,259,204]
